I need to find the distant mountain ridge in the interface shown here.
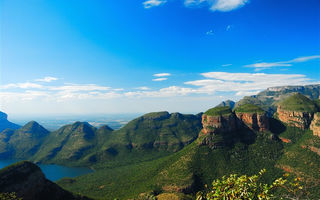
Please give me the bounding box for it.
[235,84,320,114]
[0,111,202,168]
[0,111,20,132]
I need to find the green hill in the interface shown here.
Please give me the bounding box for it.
[30,112,202,168]
[278,93,318,112]
[0,121,49,159]
[32,122,102,166]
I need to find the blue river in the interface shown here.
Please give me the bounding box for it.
[0,159,93,181]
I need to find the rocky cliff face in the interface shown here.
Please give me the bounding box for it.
[201,113,237,135]
[276,93,318,130]
[310,113,320,137]
[236,112,269,132]
[200,107,238,148]
[277,106,314,129]
[0,161,89,200]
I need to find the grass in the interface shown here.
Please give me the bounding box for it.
[234,104,265,114]
[204,107,232,116]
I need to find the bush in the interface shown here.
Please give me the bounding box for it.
[0,193,22,200]
[196,169,303,200]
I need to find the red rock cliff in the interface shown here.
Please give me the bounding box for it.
[310,113,320,137]
[236,112,269,132]
[277,106,313,130]
[201,113,237,135]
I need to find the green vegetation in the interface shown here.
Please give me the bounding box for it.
[29,112,202,168]
[234,104,265,114]
[278,93,318,112]
[0,193,22,200]
[196,169,303,200]
[204,107,232,116]
[0,121,49,159]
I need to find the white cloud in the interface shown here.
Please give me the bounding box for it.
[143,0,167,8]
[245,62,292,71]
[35,76,58,82]
[152,78,168,81]
[206,30,214,35]
[185,72,318,95]
[185,0,249,12]
[246,55,320,71]
[0,82,43,89]
[235,90,261,96]
[210,0,248,11]
[222,64,232,67]
[289,55,320,63]
[135,86,151,90]
[50,84,110,92]
[125,86,197,98]
[226,25,232,31]
[153,73,171,77]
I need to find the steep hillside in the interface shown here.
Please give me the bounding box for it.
[0,161,90,200]
[0,111,20,132]
[0,121,49,159]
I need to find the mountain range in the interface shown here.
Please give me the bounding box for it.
[0,84,320,200]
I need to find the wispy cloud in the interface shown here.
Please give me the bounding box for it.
[0,82,44,89]
[185,72,318,94]
[135,86,151,90]
[50,84,111,92]
[143,0,167,9]
[143,0,249,12]
[35,76,58,82]
[206,30,214,35]
[185,0,249,12]
[245,55,320,71]
[222,64,232,67]
[226,25,232,31]
[153,73,171,77]
[289,55,320,63]
[152,78,168,81]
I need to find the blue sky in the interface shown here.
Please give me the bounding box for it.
[0,0,319,115]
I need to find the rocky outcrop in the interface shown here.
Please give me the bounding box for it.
[234,104,269,132]
[236,112,269,132]
[0,161,89,200]
[277,106,314,129]
[310,113,320,137]
[276,93,318,129]
[201,113,238,135]
[200,107,237,148]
